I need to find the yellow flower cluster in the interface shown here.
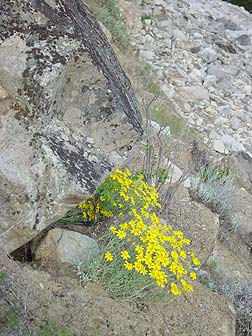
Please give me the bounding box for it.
[105,207,200,295]
[79,168,200,297]
[78,168,161,222]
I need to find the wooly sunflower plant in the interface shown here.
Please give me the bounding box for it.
[78,169,200,303]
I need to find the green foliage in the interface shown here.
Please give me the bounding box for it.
[152,168,170,185]
[89,0,130,49]
[202,166,230,183]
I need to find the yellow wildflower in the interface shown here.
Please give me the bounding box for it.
[109,226,117,234]
[190,272,197,280]
[121,250,130,260]
[104,252,113,262]
[117,229,126,239]
[170,282,182,295]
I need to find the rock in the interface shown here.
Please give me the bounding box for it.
[221,134,245,152]
[143,34,155,49]
[173,29,187,41]
[98,22,112,42]
[33,229,99,265]
[139,50,156,60]
[231,116,241,130]
[245,63,252,78]
[154,0,166,6]
[234,188,252,235]
[236,34,251,46]
[0,85,8,99]
[212,233,252,282]
[0,0,142,253]
[215,116,229,125]
[214,140,227,154]
[209,129,220,140]
[244,85,251,95]
[162,160,183,183]
[178,86,209,100]
[192,32,203,39]
[198,47,218,63]
[207,64,238,80]
[229,151,252,190]
[204,75,217,86]
[217,105,233,115]
[224,20,240,31]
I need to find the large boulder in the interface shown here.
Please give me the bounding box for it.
[0,0,142,253]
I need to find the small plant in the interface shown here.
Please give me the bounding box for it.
[89,0,130,49]
[190,166,238,239]
[78,169,200,303]
[218,279,252,336]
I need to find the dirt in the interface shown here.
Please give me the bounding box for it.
[0,235,235,336]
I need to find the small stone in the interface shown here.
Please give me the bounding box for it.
[244,85,251,95]
[236,34,251,46]
[217,105,232,115]
[207,64,238,80]
[154,0,166,5]
[178,86,209,100]
[198,48,218,63]
[214,117,229,126]
[143,34,155,49]
[192,32,203,39]
[196,117,203,126]
[203,75,217,86]
[231,117,241,130]
[221,134,245,152]
[224,20,240,31]
[213,140,227,154]
[173,29,187,41]
[0,86,8,99]
[139,50,156,61]
[235,109,245,120]
[209,129,220,140]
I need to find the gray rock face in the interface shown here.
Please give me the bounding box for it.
[0,0,142,253]
[33,228,99,265]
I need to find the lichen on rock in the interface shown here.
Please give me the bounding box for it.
[0,0,142,253]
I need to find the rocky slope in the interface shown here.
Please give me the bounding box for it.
[0,0,252,335]
[125,0,252,156]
